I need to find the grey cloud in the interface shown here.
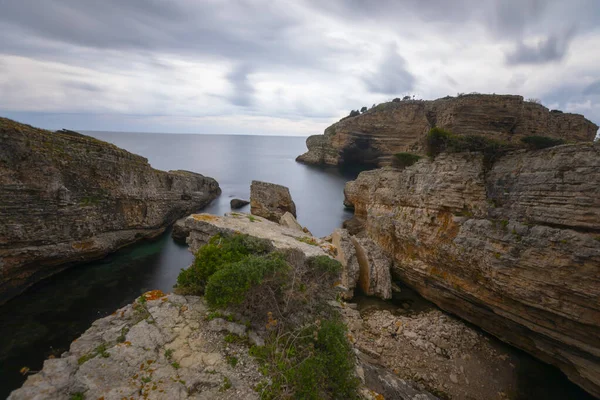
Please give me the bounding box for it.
[363,44,415,95]
[226,64,255,107]
[63,81,103,93]
[506,29,576,65]
[583,81,600,96]
[0,0,345,71]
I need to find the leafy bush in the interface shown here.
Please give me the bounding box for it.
[392,98,401,103]
[392,152,422,169]
[204,254,289,308]
[360,106,367,113]
[176,233,272,295]
[426,127,454,157]
[521,135,565,150]
[306,255,342,275]
[251,319,359,400]
[426,127,512,165]
[348,110,360,117]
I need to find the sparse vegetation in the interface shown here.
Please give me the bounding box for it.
[426,127,514,166]
[392,152,422,169]
[521,136,565,150]
[70,393,85,400]
[250,319,360,400]
[175,232,354,399]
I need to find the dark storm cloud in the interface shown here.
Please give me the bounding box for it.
[0,0,344,70]
[506,29,576,65]
[363,44,414,95]
[583,81,600,96]
[225,64,255,107]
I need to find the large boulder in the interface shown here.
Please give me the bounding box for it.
[250,181,296,222]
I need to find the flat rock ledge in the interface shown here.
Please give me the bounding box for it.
[175,212,335,258]
[9,293,262,400]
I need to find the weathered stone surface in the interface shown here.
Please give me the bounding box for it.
[332,229,360,299]
[176,213,335,258]
[343,142,600,397]
[297,94,598,167]
[352,237,392,300]
[0,118,221,304]
[279,211,304,232]
[230,198,249,209]
[250,180,296,222]
[9,293,262,400]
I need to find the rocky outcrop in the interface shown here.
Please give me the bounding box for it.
[9,292,264,400]
[0,118,221,304]
[250,180,296,222]
[279,211,304,232]
[343,142,600,397]
[297,94,599,167]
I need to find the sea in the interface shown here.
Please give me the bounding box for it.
[0,132,594,399]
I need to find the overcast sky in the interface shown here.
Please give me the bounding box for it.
[1,0,599,136]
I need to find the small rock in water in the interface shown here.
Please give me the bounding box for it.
[230,198,250,209]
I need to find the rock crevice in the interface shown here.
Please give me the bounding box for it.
[343,142,600,397]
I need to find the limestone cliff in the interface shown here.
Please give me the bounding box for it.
[344,143,600,397]
[297,94,598,167]
[0,118,221,304]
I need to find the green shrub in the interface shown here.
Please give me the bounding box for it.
[204,254,289,308]
[176,233,272,295]
[252,319,359,400]
[306,256,342,275]
[521,136,565,150]
[426,127,513,166]
[70,393,85,400]
[392,152,422,169]
[426,127,454,157]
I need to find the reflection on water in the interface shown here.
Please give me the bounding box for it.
[0,228,192,398]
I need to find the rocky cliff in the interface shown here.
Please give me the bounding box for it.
[0,118,221,304]
[297,94,599,167]
[343,142,600,397]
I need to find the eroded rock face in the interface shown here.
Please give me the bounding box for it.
[343,143,600,397]
[297,94,598,167]
[250,180,296,222]
[0,118,221,304]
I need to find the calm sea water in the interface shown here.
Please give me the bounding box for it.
[0,133,594,399]
[0,133,360,398]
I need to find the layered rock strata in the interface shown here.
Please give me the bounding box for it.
[297,94,598,167]
[343,142,600,397]
[0,118,220,304]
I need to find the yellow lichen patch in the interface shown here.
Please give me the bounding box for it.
[192,214,220,222]
[71,240,95,250]
[321,243,337,256]
[142,290,166,301]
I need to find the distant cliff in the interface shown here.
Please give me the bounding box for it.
[344,142,600,397]
[0,118,221,304]
[297,94,599,167]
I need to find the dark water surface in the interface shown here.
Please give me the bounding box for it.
[0,133,359,398]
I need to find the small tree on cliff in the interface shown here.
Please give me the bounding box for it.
[360,106,367,113]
